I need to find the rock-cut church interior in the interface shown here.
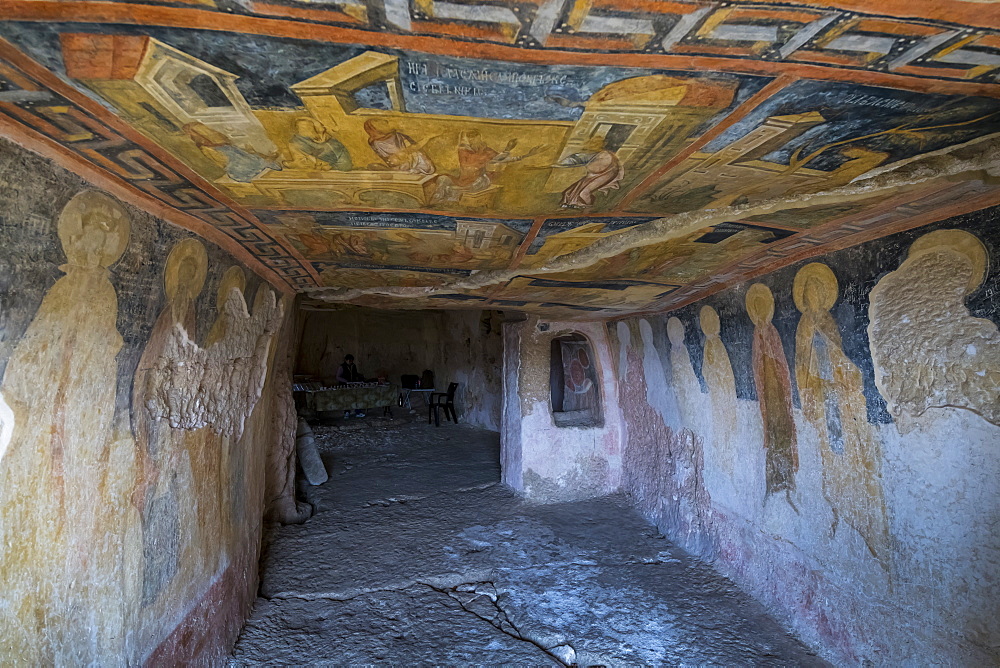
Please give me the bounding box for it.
[0,0,998,664]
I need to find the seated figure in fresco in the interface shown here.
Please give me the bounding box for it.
[183,122,281,183]
[284,117,353,171]
[553,135,624,208]
[431,130,539,204]
[364,119,436,175]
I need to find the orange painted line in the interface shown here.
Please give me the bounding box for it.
[789,51,864,67]
[589,0,709,13]
[617,73,798,211]
[251,2,363,24]
[1,2,999,96]
[411,20,516,43]
[728,7,825,22]
[0,36,322,286]
[0,110,296,293]
[897,64,979,79]
[545,34,642,52]
[507,216,547,271]
[670,44,758,57]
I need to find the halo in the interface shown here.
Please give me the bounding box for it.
[745,283,775,326]
[792,263,838,313]
[57,190,130,268]
[164,238,208,302]
[699,305,721,336]
[666,316,685,345]
[216,265,247,308]
[908,229,988,295]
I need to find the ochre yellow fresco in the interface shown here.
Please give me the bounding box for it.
[793,263,891,570]
[0,191,139,664]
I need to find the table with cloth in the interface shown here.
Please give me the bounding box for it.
[294,382,398,415]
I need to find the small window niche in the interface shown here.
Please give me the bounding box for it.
[550,334,603,428]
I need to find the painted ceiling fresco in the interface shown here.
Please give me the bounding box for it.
[0,0,998,318]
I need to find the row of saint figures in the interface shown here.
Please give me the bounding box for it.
[0,191,283,664]
[664,228,998,575]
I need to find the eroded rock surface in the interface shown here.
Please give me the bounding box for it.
[231,419,825,666]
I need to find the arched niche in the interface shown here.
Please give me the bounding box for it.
[549,333,603,428]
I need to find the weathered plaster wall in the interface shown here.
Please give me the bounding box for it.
[297,307,504,430]
[608,206,1000,665]
[0,138,296,664]
[501,317,623,502]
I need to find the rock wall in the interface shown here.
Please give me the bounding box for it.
[297,307,504,430]
[0,138,296,664]
[501,317,624,502]
[607,205,1000,665]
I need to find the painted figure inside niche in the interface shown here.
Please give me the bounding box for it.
[183,122,281,183]
[0,191,133,663]
[554,135,624,208]
[560,339,599,413]
[869,229,1000,427]
[746,283,799,507]
[794,263,891,568]
[132,237,208,606]
[364,119,436,174]
[432,130,540,203]
[285,117,353,171]
[700,305,739,480]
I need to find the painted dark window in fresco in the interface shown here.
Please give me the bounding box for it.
[354,82,394,110]
[550,334,602,427]
[188,74,233,108]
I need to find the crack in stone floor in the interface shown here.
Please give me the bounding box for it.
[231,418,828,666]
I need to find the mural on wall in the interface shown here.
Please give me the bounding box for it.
[607,206,1000,665]
[44,30,750,218]
[699,305,739,481]
[869,229,1000,428]
[793,263,890,569]
[0,21,996,316]
[746,283,799,505]
[630,79,1000,214]
[0,136,290,665]
[0,191,135,664]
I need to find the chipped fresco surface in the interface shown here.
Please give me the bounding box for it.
[0,139,294,664]
[607,205,1000,665]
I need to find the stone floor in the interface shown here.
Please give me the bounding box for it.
[231,416,827,666]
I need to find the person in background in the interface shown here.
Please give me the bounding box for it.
[336,354,366,419]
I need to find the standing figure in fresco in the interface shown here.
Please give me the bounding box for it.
[700,305,740,480]
[183,122,281,183]
[553,135,624,208]
[746,283,799,507]
[869,229,1000,427]
[364,119,436,175]
[131,238,208,608]
[201,266,248,564]
[284,117,353,171]
[0,191,134,664]
[431,130,539,204]
[666,317,704,429]
[794,263,891,568]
